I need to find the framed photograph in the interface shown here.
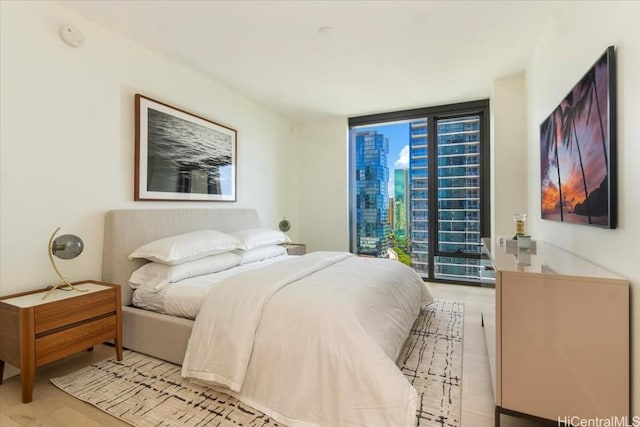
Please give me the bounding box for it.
[135,94,237,201]
[540,46,616,228]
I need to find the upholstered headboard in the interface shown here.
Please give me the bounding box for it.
[102,208,260,305]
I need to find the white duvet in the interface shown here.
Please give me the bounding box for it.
[182,251,433,427]
[131,255,291,319]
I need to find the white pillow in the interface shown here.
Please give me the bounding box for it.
[128,230,240,265]
[128,252,242,291]
[233,245,287,264]
[229,228,291,250]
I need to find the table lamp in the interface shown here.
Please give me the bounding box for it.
[43,227,88,299]
[279,217,291,233]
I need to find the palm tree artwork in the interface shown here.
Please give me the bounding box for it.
[540,48,613,228]
[561,91,593,224]
[540,110,564,221]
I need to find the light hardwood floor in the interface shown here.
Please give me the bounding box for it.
[429,283,543,427]
[0,283,544,426]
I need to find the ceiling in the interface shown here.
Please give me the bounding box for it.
[57,0,553,122]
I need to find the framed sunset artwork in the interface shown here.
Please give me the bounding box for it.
[540,46,616,229]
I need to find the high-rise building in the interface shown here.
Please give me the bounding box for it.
[393,168,410,242]
[433,116,481,281]
[354,131,390,257]
[409,120,429,274]
[408,116,481,281]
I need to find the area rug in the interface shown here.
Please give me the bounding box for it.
[51,298,463,427]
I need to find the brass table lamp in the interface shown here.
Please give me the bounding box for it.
[43,227,88,299]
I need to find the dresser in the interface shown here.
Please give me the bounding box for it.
[481,238,629,426]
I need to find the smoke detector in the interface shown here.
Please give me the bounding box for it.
[59,25,84,48]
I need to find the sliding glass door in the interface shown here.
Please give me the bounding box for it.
[349,101,490,284]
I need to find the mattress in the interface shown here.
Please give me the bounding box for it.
[131,254,291,319]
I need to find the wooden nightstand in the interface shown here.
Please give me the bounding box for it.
[280,243,307,255]
[0,280,122,403]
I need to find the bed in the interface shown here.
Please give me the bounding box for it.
[102,208,433,427]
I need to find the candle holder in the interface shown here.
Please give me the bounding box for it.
[513,214,527,239]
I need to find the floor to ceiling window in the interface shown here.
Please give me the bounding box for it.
[348,100,490,284]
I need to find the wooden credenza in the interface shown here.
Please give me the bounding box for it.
[481,238,629,426]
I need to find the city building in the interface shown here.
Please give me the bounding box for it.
[433,116,482,281]
[409,120,429,273]
[388,197,394,230]
[354,131,390,256]
[408,117,481,281]
[393,168,410,242]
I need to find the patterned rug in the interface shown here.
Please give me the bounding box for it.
[51,299,463,427]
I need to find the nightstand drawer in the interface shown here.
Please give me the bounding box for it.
[35,288,115,334]
[35,315,117,366]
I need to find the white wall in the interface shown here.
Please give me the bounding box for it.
[0,1,296,296]
[490,73,528,237]
[526,1,640,415]
[297,99,525,253]
[296,117,350,252]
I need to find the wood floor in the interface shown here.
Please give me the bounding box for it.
[0,283,544,426]
[430,283,542,427]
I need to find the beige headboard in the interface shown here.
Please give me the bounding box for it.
[102,208,260,305]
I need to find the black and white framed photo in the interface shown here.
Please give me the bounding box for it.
[135,94,237,202]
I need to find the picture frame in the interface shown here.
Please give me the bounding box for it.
[539,46,616,228]
[135,94,237,202]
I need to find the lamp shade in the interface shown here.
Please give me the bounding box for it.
[51,234,84,259]
[278,218,291,232]
[44,227,87,299]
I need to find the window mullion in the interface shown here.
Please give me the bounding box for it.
[427,115,437,280]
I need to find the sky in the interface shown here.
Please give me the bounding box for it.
[356,121,411,197]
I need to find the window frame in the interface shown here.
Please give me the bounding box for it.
[348,99,491,285]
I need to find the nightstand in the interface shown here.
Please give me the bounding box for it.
[280,243,307,255]
[0,280,122,403]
